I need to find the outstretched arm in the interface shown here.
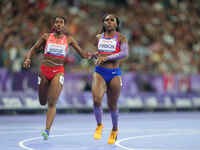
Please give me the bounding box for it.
[68,36,91,59]
[24,33,47,68]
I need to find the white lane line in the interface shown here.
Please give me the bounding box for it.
[18,129,200,150]
[19,137,41,150]
[19,132,92,150]
[115,132,200,150]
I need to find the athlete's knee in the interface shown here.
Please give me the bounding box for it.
[107,101,117,111]
[92,92,103,107]
[93,93,103,102]
[93,101,101,107]
[39,98,47,105]
[109,105,117,111]
[47,98,57,107]
[40,100,46,106]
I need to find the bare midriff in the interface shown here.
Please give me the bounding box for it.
[98,54,119,69]
[42,55,65,67]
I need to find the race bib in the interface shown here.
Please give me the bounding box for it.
[98,38,117,53]
[46,43,66,57]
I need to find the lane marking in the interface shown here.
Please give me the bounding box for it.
[19,132,92,150]
[18,129,200,150]
[115,132,200,150]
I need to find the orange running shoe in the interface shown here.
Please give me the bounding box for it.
[108,130,118,144]
[94,124,104,140]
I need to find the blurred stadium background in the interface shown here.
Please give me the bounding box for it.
[1,0,200,113]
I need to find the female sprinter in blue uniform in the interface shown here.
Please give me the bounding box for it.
[24,16,91,140]
[92,14,129,144]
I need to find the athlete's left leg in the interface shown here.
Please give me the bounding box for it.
[107,76,122,144]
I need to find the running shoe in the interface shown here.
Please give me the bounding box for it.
[41,130,49,140]
[108,130,118,144]
[94,124,104,140]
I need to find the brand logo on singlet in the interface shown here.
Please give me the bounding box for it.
[46,43,66,56]
[98,38,117,52]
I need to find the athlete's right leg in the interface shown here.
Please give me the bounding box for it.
[38,72,49,105]
[92,72,106,139]
[38,72,50,140]
[44,73,64,138]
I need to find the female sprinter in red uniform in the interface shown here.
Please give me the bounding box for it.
[24,16,90,140]
[92,14,129,144]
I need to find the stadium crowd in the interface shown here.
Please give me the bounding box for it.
[0,0,200,74]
